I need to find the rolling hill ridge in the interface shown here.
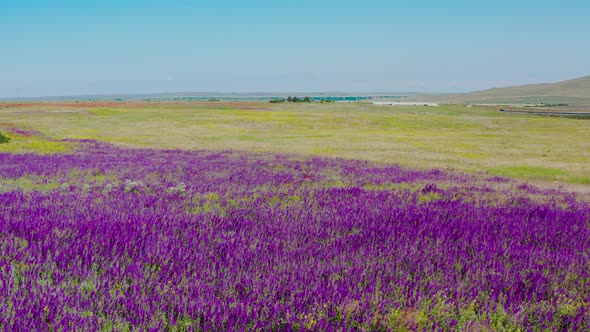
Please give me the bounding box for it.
[435,76,590,106]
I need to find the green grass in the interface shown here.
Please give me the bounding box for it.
[566,176,590,185]
[1,102,590,185]
[0,168,119,193]
[489,166,569,181]
[0,176,61,193]
[0,138,74,154]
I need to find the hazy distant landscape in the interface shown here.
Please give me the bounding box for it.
[5,75,590,108]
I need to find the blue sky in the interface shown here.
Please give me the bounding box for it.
[1,0,589,97]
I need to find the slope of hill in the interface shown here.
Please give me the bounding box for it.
[435,76,590,106]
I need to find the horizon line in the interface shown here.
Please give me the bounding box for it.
[0,91,444,101]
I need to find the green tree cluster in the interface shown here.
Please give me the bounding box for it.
[286,96,312,103]
[0,131,11,143]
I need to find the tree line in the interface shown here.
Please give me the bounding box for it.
[269,96,335,103]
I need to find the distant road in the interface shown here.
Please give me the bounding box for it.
[373,101,439,106]
[499,108,590,118]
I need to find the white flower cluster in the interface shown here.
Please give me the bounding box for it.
[167,182,187,194]
[124,180,144,193]
[103,182,119,194]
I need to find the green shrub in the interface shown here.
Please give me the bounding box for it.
[0,131,10,144]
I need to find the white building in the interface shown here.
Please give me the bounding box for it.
[372,101,439,106]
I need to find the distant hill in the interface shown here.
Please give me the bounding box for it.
[433,76,590,106]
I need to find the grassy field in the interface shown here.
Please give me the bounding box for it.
[1,101,589,185]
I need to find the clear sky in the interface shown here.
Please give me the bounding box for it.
[1,0,589,97]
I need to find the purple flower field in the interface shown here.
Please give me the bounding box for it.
[1,140,589,331]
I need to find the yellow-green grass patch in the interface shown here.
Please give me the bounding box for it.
[2,102,590,185]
